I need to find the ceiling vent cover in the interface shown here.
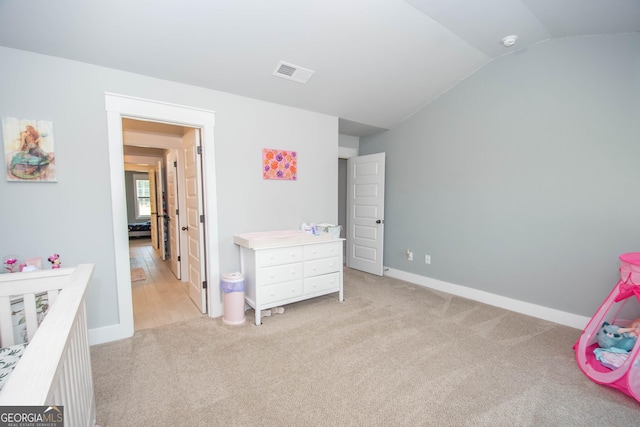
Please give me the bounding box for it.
[273,61,314,84]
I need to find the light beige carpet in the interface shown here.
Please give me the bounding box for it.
[130,268,146,282]
[91,268,639,426]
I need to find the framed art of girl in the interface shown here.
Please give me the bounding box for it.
[2,117,56,182]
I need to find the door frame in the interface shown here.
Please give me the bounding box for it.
[105,93,220,343]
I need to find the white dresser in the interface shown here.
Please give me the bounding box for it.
[234,232,344,325]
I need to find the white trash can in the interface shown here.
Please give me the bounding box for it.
[220,272,246,325]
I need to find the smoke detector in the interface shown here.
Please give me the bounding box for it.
[273,61,315,84]
[501,35,518,48]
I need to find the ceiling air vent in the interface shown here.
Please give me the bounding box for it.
[273,61,314,84]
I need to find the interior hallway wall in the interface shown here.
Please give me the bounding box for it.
[338,133,359,255]
[124,171,140,223]
[338,159,347,239]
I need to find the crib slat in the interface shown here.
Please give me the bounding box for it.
[0,296,14,347]
[23,293,38,343]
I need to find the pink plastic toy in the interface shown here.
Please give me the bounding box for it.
[574,253,640,402]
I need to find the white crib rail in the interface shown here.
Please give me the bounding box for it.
[0,269,68,347]
[0,264,96,427]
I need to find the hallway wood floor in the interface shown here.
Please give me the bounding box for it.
[129,238,203,331]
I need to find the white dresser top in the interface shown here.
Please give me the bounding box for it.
[233,229,338,249]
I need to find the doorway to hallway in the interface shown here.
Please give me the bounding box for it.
[105,93,221,343]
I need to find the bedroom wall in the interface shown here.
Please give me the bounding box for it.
[0,46,338,337]
[360,33,640,320]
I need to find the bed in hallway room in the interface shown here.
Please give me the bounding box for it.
[128,221,151,238]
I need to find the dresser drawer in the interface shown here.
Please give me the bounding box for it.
[303,241,342,261]
[304,272,339,295]
[304,256,341,278]
[261,280,303,305]
[257,263,303,286]
[257,246,303,267]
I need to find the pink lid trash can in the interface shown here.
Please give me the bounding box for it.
[220,272,246,325]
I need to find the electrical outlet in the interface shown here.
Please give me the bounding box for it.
[425,254,431,264]
[407,249,413,261]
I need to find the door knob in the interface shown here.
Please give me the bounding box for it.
[376,220,384,224]
[181,226,189,231]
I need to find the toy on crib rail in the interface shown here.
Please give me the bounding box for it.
[597,322,637,351]
[3,256,18,273]
[48,253,61,269]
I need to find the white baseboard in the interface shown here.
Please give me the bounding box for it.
[384,267,590,330]
[89,323,134,346]
[89,268,589,345]
[89,311,222,346]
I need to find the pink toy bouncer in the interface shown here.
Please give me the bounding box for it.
[575,252,640,402]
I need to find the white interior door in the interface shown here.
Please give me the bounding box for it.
[183,128,207,313]
[166,150,181,279]
[149,169,158,250]
[156,160,167,260]
[347,152,386,276]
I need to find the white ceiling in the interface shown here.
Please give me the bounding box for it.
[0,0,638,136]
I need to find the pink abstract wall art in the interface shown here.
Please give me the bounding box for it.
[263,148,297,180]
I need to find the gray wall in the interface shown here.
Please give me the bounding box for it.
[360,34,640,318]
[338,159,347,239]
[0,46,338,333]
[338,134,359,150]
[125,171,141,223]
[338,134,358,240]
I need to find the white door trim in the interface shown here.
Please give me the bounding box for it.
[102,92,220,344]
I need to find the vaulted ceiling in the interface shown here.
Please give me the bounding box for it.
[0,0,638,136]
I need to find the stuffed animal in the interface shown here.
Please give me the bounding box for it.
[597,322,637,351]
[47,253,61,269]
